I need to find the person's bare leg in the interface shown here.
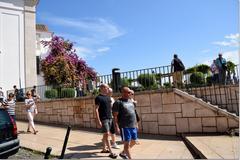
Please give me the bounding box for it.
[123,141,131,159]
[130,140,136,148]
[120,140,135,156]
[102,135,107,151]
[103,132,113,153]
[111,134,116,145]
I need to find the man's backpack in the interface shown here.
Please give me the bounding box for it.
[179,61,185,71]
[174,58,185,71]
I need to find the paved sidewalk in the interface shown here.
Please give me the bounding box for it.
[17,121,192,159]
[185,135,239,159]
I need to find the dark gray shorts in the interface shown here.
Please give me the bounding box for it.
[101,119,115,134]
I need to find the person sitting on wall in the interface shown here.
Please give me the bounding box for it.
[13,85,19,100]
[13,85,24,102]
[31,85,40,99]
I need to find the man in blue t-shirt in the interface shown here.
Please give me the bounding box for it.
[215,53,227,84]
[95,84,117,159]
[113,87,138,159]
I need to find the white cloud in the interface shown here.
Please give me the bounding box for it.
[41,14,125,59]
[222,50,239,64]
[44,16,125,40]
[75,47,91,59]
[212,33,239,47]
[225,33,239,39]
[97,47,110,53]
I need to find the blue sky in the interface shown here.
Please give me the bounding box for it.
[36,0,239,75]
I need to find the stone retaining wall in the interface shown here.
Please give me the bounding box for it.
[15,89,239,135]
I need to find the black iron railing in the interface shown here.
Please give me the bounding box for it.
[97,64,239,115]
[184,84,239,116]
[98,64,239,91]
[6,64,239,116]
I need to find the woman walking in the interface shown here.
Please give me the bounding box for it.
[25,91,38,134]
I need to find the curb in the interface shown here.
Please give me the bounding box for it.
[181,134,207,159]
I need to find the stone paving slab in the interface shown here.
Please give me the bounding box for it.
[185,135,239,159]
[17,121,192,159]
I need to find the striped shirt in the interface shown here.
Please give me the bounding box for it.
[4,99,16,116]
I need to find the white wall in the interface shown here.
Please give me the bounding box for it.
[36,31,52,86]
[0,0,24,11]
[0,0,38,93]
[36,31,52,57]
[0,1,25,93]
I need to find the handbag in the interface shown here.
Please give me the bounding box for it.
[34,108,38,114]
[135,109,140,122]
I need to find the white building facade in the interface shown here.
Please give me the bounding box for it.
[36,24,53,86]
[0,0,38,93]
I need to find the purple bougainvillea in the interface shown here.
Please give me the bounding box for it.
[41,35,97,87]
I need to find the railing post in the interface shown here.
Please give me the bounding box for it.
[112,68,121,92]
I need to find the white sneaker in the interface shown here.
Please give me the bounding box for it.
[111,143,120,149]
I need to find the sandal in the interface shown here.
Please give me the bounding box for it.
[100,149,110,153]
[34,130,38,135]
[109,153,118,159]
[119,152,129,159]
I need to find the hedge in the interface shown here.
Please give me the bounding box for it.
[45,89,58,99]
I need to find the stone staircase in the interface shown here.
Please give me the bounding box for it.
[182,85,239,116]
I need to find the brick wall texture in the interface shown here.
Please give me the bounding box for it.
[15,89,239,135]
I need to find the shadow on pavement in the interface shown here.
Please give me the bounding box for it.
[138,133,181,141]
[18,130,32,135]
[64,152,106,159]
[68,145,101,151]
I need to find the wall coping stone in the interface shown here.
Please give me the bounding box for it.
[174,89,239,121]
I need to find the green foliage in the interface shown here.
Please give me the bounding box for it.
[110,77,130,88]
[137,74,156,88]
[195,64,210,74]
[45,89,58,99]
[185,67,196,74]
[121,77,130,87]
[155,73,161,81]
[41,35,96,86]
[190,72,205,85]
[150,83,159,90]
[60,88,75,98]
[185,64,210,75]
[206,76,212,85]
[92,88,99,96]
[130,86,145,92]
[226,61,236,73]
[163,82,172,88]
[41,56,76,86]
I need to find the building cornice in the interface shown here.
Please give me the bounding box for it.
[24,0,39,6]
[24,0,39,13]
